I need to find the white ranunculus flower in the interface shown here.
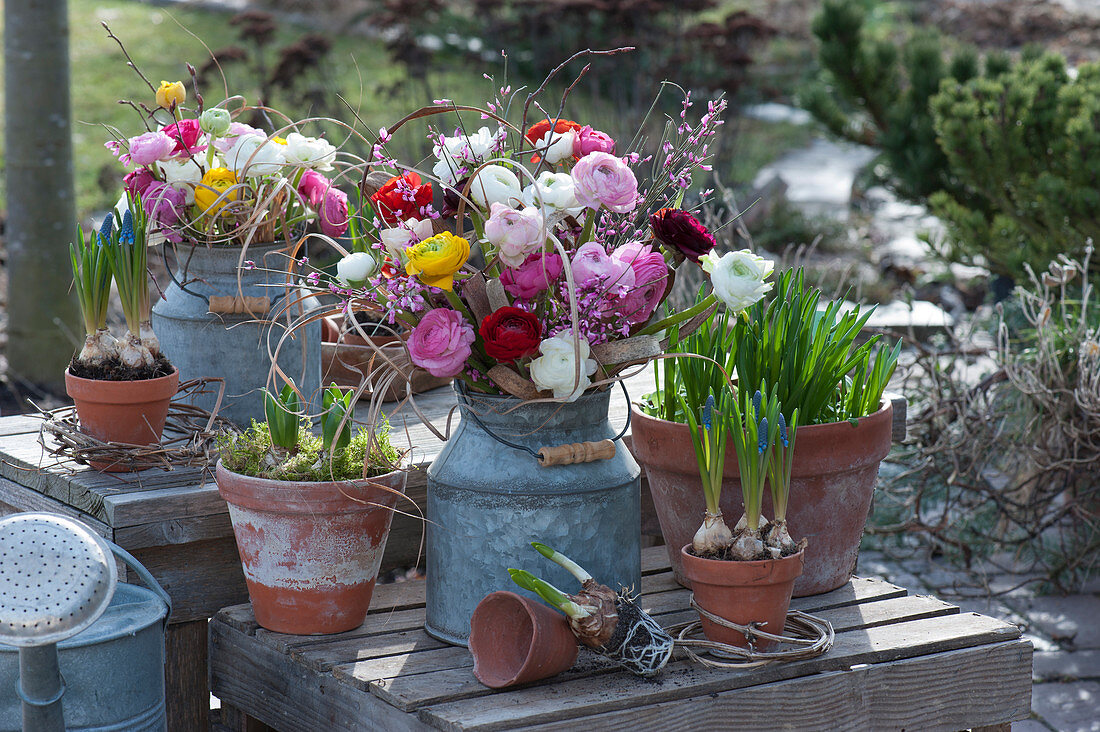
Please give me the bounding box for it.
[533,129,577,164]
[156,157,204,205]
[435,126,501,164]
[225,134,286,177]
[432,156,466,187]
[521,171,584,220]
[700,249,775,313]
[468,164,522,210]
[529,330,597,401]
[283,132,336,171]
[379,217,434,264]
[335,252,377,288]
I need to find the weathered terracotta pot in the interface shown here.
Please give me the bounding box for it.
[469,591,578,689]
[632,401,892,596]
[65,368,179,471]
[216,461,407,635]
[680,545,804,650]
[320,315,451,400]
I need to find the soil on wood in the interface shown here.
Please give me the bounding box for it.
[68,353,174,382]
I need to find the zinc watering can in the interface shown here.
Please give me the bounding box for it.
[0,513,171,731]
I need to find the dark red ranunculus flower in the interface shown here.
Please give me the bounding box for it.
[370,172,433,226]
[479,306,542,362]
[649,208,716,264]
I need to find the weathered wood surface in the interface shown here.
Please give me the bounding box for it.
[209,548,1031,732]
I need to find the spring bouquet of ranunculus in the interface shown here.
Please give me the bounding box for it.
[309,84,765,403]
[104,77,350,248]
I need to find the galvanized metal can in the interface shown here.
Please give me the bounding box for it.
[151,242,320,426]
[0,552,170,731]
[425,385,641,646]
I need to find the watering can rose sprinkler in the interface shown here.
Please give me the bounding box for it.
[509,542,675,677]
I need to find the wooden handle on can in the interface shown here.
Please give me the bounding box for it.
[208,295,271,314]
[538,439,616,466]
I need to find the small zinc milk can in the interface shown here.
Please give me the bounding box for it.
[425,383,641,646]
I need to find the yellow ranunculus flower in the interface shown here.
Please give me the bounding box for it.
[156,80,186,110]
[405,232,470,291]
[195,167,239,216]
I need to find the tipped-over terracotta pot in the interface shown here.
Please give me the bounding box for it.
[680,545,805,650]
[469,591,578,688]
[65,367,179,471]
[633,401,892,596]
[216,461,406,635]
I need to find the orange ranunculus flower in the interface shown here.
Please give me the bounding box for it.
[524,118,582,145]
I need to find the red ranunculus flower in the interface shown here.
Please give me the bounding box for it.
[649,208,716,264]
[479,306,542,362]
[370,172,433,226]
[161,118,206,158]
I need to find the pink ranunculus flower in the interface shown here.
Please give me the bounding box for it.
[161,118,206,157]
[142,182,187,243]
[319,185,349,238]
[407,308,475,378]
[573,125,616,158]
[501,253,563,300]
[297,170,348,237]
[612,242,669,324]
[118,131,177,167]
[123,168,157,198]
[483,202,545,269]
[213,122,266,154]
[570,242,623,287]
[571,152,638,214]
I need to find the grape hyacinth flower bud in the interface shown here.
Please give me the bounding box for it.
[757,418,769,454]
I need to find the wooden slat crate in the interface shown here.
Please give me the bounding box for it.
[209,546,1031,732]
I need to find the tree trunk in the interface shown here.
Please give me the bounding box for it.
[4,0,80,392]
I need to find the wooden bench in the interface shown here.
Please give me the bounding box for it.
[209,545,1032,731]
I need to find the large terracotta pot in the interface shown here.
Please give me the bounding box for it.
[680,545,804,650]
[469,591,578,688]
[216,461,407,635]
[632,401,892,596]
[65,368,180,471]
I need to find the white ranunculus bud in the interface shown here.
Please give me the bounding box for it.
[533,129,577,165]
[283,132,337,171]
[699,249,775,313]
[225,134,286,177]
[155,157,204,205]
[521,171,584,220]
[379,218,434,265]
[529,330,597,401]
[335,252,377,289]
[468,164,522,210]
[199,108,232,137]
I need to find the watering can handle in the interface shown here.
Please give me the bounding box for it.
[463,380,632,467]
[108,542,173,623]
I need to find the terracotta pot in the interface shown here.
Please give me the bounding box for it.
[65,368,179,470]
[216,461,407,635]
[469,591,578,688]
[680,545,804,650]
[632,401,892,596]
[320,315,451,400]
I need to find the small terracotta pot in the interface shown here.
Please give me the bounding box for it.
[320,315,451,400]
[216,461,407,635]
[680,545,804,650]
[633,402,892,596]
[65,368,179,470]
[469,591,578,688]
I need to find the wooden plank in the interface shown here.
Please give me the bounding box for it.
[102,479,227,527]
[256,607,427,654]
[292,628,447,672]
[131,537,248,623]
[0,474,112,538]
[114,511,234,550]
[216,603,260,634]
[365,594,956,713]
[334,645,475,691]
[210,619,431,732]
[414,612,1021,729]
[512,640,1033,732]
[0,415,49,436]
[370,579,426,611]
[640,544,668,575]
[165,619,210,732]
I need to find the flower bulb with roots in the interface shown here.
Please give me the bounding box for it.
[139,320,161,356]
[117,332,155,369]
[78,328,119,366]
[691,510,734,555]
